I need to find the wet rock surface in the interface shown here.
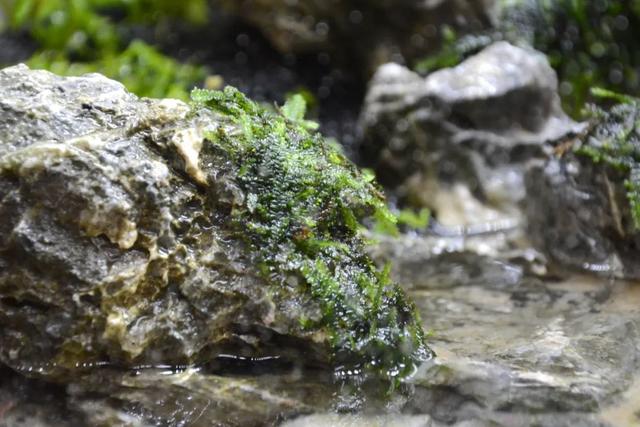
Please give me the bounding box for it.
[359,41,582,224]
[4,230,640,426]
[526,101,640,279]
[341,233,640,427]
[0,63,428,390]
[2,58,640,427]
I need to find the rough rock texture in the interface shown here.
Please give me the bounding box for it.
[367,233,640,427]
[0,64,427,383]
[525,101,640,279]
[0,364,337,426]
[359,41,582,225]
[3,224,640,426]
[217,0,497,75]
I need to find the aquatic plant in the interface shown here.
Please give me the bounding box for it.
[0,0,207,99]
[191,88,433,380]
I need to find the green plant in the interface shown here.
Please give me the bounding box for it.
[28,40,205,100]
[191,87,432,380]
[0,0,207,99]
[505,0,640,116]
[575,97,640,228]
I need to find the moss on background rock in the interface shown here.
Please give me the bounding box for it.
[525,97,640,278]
[575,97,640,228]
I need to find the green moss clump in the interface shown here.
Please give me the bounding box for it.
[191,87,433,380]
[575,98,640,228]
[0,0,207,99]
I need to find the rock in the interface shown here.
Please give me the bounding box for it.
[281,413,435,427]
[217,0,497,75]
[359,41,582,226]
[0,364,336,426]
[525,101,640,279]
[405,271,640,427]
[0,64,429,383]
[366,231,640,427]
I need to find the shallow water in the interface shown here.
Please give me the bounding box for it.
[2,251,638,427]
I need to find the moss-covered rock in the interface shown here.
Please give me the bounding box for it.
[0,64,431,383]
[525,98,640,278]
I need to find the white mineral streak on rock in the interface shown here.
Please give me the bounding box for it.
[172,127,208,186]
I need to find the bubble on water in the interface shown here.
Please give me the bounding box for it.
[316,22,329,37]
[318,52,331,66]
[411,34,425,48]
[559,81,574,96]
[235,51,248,65]
[609,68,624,85]
[590,42,606,58]
[236,33,250,48]
[614,14,629,31]
[349,10,363,24]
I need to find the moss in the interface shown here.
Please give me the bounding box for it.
[0,0,206,99]
[191,87,432,380]
[397,208,431,230]
[27,41,205,100]
[574,98,640,228]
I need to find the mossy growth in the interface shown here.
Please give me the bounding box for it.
[28,41,205,100]
[502,0,640,116]
[0,0,207,99]
[191,88,433,381]
[574,96,640,228]
[374,207,431,236]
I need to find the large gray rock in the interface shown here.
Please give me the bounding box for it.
[525,101,640,278]
[0,64,294,377]
[359,41,582,225]
[0,64,428,385]
[217,0,497,75]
